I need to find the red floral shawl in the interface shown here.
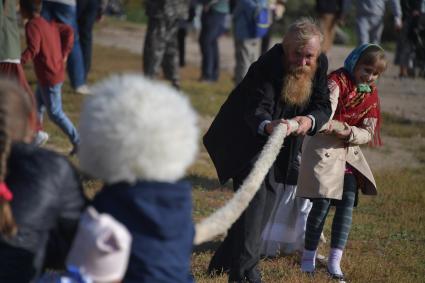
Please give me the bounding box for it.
[328,68,382,146]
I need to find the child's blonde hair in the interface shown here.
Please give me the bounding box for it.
[356,45,388,74]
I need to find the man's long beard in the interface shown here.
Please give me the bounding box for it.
[281,65,316,107]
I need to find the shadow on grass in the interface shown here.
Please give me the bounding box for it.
[185,174,233,191]
[193,239,223,253]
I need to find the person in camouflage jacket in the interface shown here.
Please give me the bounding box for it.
[143,0,190,89]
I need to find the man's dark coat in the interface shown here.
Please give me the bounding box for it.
[203,43,332,185]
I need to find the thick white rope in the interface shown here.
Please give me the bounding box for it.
[194,120,300,245]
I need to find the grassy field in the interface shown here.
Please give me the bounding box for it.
[29,33,425,282]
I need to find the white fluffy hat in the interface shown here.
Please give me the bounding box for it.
[78,74,199,184]
[66,207,132,282]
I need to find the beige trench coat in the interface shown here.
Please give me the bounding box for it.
[296,133,377,200]
[296,79,378,200]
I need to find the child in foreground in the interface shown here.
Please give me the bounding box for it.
[297,44,386,281]
[0,80,85,282]
[78,74,199,282]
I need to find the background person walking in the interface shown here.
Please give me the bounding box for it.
[77,0,108,82]
[232,0,269,85]
[41,0,91,94]
[355,0,403,45]
[20,0,80,155]
[142,0,190,89]
[198,0,230,82]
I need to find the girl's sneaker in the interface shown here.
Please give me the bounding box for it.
[327,269,346,282]
[75,85,91,95]
[34,131,49,146]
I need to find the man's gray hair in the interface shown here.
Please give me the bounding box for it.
[282,17,324,48]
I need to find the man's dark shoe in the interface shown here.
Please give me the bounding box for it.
[228,269,246,283]
[244,266,262,283]
[207,249,231,276]
[227,266,261,283]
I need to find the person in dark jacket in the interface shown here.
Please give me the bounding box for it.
[77,74,199,283]
[204,18,331,283]
[0,79,86,282]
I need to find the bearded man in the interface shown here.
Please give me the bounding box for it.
[203,18,332,283]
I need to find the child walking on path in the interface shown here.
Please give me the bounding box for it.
[296,44,386,281]
[20,0,80,154]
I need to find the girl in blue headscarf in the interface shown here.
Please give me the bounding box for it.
[296,44,387,281]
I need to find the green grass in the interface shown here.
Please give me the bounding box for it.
[180,67,233,117]
[29,38,425,282]
[121,0,147,24]
[124,1,147,24]
[381,112,425,138]
[191,168,425,283]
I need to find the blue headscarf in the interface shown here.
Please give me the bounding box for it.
[343,43,385,75]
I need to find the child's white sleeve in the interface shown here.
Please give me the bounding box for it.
[318,79,340,132]
[347,118,377,145]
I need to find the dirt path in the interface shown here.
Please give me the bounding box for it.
[94,24,425,170]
